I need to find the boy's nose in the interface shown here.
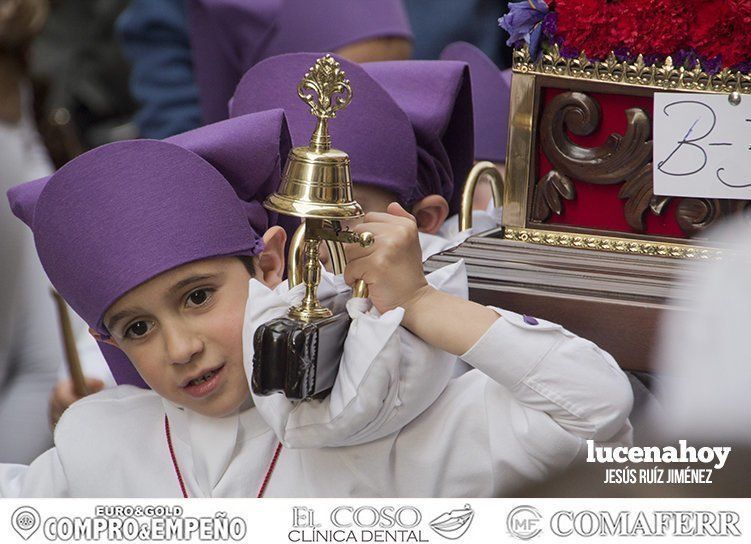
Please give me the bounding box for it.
[162,322,204,365]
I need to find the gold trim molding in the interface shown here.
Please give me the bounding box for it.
[503,227,722,260]
[512,45,751,94]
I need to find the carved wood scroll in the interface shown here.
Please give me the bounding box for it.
[532,91,747,236]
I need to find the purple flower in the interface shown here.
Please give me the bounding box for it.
[541,11,557,38]
[644,53,665,67]
[561,45,581,59]
[613,47,633,63]
[674,48,698,69]
[702,55,723,76]
[734,60,751,74]
[499,0,549,59]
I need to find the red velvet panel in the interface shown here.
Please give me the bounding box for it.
[537,87,686,238]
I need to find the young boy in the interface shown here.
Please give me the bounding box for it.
[230,53,473,258]
[228,52,498,261]
[4,109,632,497]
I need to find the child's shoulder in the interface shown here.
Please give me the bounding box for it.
[56,385,163,443]
[66,384,161,413]
[50,386,170,494]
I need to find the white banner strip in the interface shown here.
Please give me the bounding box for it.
[0,498,748,544]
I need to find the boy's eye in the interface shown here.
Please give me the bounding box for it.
[186,288,212,307]
[125,321,151,338]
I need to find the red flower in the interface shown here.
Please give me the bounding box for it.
[552,0,751,69]
[555,0,616,59]
[692,0,751,68]
[618,0,692,57]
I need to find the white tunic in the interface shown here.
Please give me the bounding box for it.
[418,207,501,262]
[0,260,632,497]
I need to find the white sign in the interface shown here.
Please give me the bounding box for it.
[653,92,751,199]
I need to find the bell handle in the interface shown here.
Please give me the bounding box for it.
[287,222,370,298]
[324,239,369,298]
[287,223,306,288]
[321,236,370,299]
[459,161,505,231]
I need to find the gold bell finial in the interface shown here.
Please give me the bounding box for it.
[264,54,363,220]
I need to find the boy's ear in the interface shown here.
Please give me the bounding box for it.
[411,195,449,234]
[255,226,287,287]
[89,327,120,349]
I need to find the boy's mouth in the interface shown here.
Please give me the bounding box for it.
[181,363,226,398]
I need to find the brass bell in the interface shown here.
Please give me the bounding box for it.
[264,55,363,221]
[252,55,373,400]
[263,54,372,322]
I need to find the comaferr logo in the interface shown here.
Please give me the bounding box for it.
[505,506,742,538]
[550,510,741,537]
[507,506,543,540]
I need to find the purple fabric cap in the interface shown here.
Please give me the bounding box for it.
[230,53,417,207]
[188,0,413,124]
[363,59,474,215]
[440,42,512,164]
[7,109,290,388]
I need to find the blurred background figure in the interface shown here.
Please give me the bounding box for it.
[116,0,200,138]
[31,0,137,164]
[515,216,751,497]
[26,0,138,432]
[185,0,414,124]
[0,0,63,462]
[116,0,511,138]
[405,0,509,67]
[655,216,751,447]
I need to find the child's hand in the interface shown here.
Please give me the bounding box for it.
[48,377,105,431]
[344,203,431,314]
[345,203,499,355]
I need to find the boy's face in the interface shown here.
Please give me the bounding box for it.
[320,184,397,271]
[335,37,412,63]
[353,183,398,217]
[103,257,253,417]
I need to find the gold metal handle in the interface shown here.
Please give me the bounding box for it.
[287,223,306,288]
[50,290,88,397]
[459,161,505,231]
[349,231,373,298]
[287,221,372,299]
[323,238,371,298]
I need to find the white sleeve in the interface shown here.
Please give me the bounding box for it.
[247,262,468,448]
[0,448,70,497]
[461,309,633,443]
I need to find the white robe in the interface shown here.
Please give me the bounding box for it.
[0,260,633,498]
[418,207,501,262]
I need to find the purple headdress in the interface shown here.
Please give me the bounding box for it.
[7,110,291,387]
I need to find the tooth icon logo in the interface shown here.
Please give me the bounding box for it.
[429,504,474,540]
[11,506,41,541]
